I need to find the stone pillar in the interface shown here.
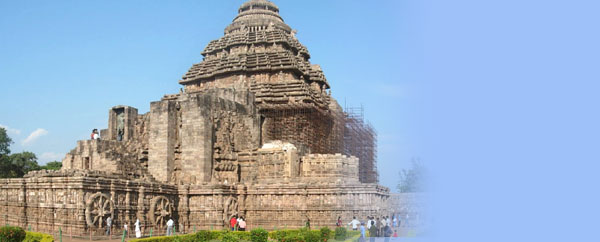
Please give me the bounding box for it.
[137,186,145,229]
[179,96,213,183]
[148,100,177,183]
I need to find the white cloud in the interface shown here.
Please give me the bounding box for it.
[0,124,21,135]
[22,128,48,146]
[39,152,65,163]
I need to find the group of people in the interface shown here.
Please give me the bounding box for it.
[338,215,402,240]
[105,216,175,238]
[229,215,247,231]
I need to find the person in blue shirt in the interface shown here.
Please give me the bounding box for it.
[360,222,366,242]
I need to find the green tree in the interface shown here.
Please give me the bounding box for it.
[0,127,12,155]
[40,161,62,170]
[10,151,40,174]
[0,127,19,178]
[397,158,426,193]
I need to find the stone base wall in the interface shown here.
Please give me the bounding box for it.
[1,172,390,234]
[0,172,177,236]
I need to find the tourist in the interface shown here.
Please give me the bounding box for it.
[366,216,373,229]
[348,216,361,231]
[230,215,237,231]
[105,216,112,236]
[336,216,342,227]
[375,218,381,237]
[386,216,391,227]
[166,218,174,236]
[135,219,142,238]
[383,225,393,242]
[238,217,246,231]
[359,222,366,242]
[368,221,377,241]
[392,215,397,227]
[117,128,124,141]
[123,224,128,238]
[393,230,398,238]
[305,217,311,229]
[91,129,100,140]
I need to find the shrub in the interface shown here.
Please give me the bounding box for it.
[319,227,332,242]
[283,233,304,242]
[269,229,293,241]
[24,231,54,242]
[130,234,196,242]
[334,227,347,240]
[250,228,268,242]
[302,230,320,242]
[222,232,239,242]
[0,226,26,242]
[195,230,211,242]
[232,231,251,241]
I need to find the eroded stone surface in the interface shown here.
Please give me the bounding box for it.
[1,0,389,234]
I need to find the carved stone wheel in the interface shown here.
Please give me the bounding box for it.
[149,196,173,228]
[85,193,115,228]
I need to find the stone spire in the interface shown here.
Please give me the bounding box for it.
[180,0,330,95]
[225,0,291,34]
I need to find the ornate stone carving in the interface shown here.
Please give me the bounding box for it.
[223,196,238,224]
[85,192,114,228]
[148,196,174,228]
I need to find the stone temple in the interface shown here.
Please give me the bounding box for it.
[1,0,391,235]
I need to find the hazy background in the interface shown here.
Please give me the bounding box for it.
[2,0,599,241]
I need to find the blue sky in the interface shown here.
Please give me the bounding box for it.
[2,1,600,241]
[0,0,422,190]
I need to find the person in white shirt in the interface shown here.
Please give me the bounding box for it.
[91,129,100,140]
[135,219,142,238]
[348,216,361,231]
[105,217,112,235]
[238,217,247,231]
[166,218,174,236]
[367,216,373,229]
[386,216,391,227]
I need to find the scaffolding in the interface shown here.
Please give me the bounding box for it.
[343,105,378,183]
[259,103,340,154]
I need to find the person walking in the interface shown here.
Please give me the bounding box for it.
[348,216,361,231]
[166,218,174,236]
[359,222,366,242]
[105,217,112,236]
[366,217,373,230]
[336,216,342,227]
[135,219,142,238]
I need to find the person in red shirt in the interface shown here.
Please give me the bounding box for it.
[230,216,238,231]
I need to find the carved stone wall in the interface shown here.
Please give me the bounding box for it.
[0,0,396,234]
[0,171,177,236]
